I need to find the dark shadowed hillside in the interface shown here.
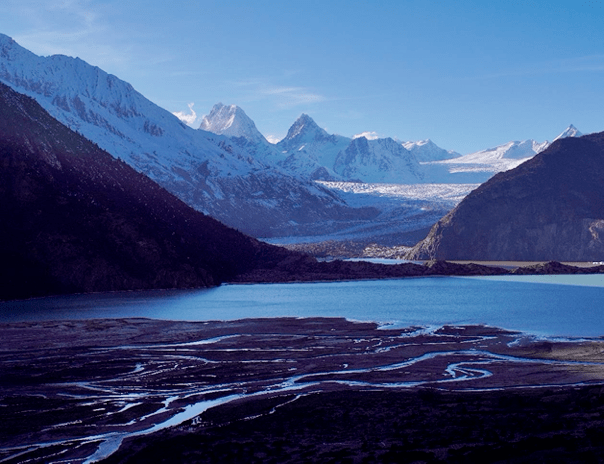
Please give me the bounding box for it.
[406,132,604,261]
[0,82,295,300]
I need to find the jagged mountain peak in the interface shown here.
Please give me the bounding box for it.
[295,113,315,126]
[284,113,328,141]
[199,102,267,143]
[0,33,38,67]
[554,124,582,141]
[0,33,23,56]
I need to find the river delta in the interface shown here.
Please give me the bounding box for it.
[2,317,604,462]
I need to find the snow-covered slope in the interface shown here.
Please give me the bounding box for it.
[333,136,423,183]
[421,125,583,183]
[0,34,363,237]
[422,139,549,183]
[402,139,461,162]
[451,139,550,163]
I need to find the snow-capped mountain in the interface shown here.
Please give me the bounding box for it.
[270,114,425,183]
[276,114,351,180]
[333,136,423,183]
[402,139,461,162]
[272,114,573,185]
[420,127,580,184]
[198,103,285,165]
[442,139,548,164]
[0,33,363,237]
[199,103,267,144]
[421,140,548,184]
[554,124,582,141]
[198,104,583,187]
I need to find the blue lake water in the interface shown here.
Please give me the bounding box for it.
[2,275,604,338]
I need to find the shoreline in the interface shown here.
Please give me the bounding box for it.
[1,259,603,305]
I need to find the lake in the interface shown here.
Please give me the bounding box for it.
[2,275,604,338]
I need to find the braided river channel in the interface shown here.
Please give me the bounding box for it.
[2,274,604,463]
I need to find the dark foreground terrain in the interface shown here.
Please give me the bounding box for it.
[1,318,604,463]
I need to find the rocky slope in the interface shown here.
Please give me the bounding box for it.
[405,132,604,261]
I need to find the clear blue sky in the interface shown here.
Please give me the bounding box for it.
[1,0,603,154]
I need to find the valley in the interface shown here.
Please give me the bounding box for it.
[1,4,603,463]
[0,34,582,248]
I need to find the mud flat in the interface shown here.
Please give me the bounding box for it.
[2,318,604,463]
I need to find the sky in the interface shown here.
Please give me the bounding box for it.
[0,0,603,154]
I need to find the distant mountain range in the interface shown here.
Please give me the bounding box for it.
[0,33,588,249]
[406,131,604,261]
[198,103,581,185]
